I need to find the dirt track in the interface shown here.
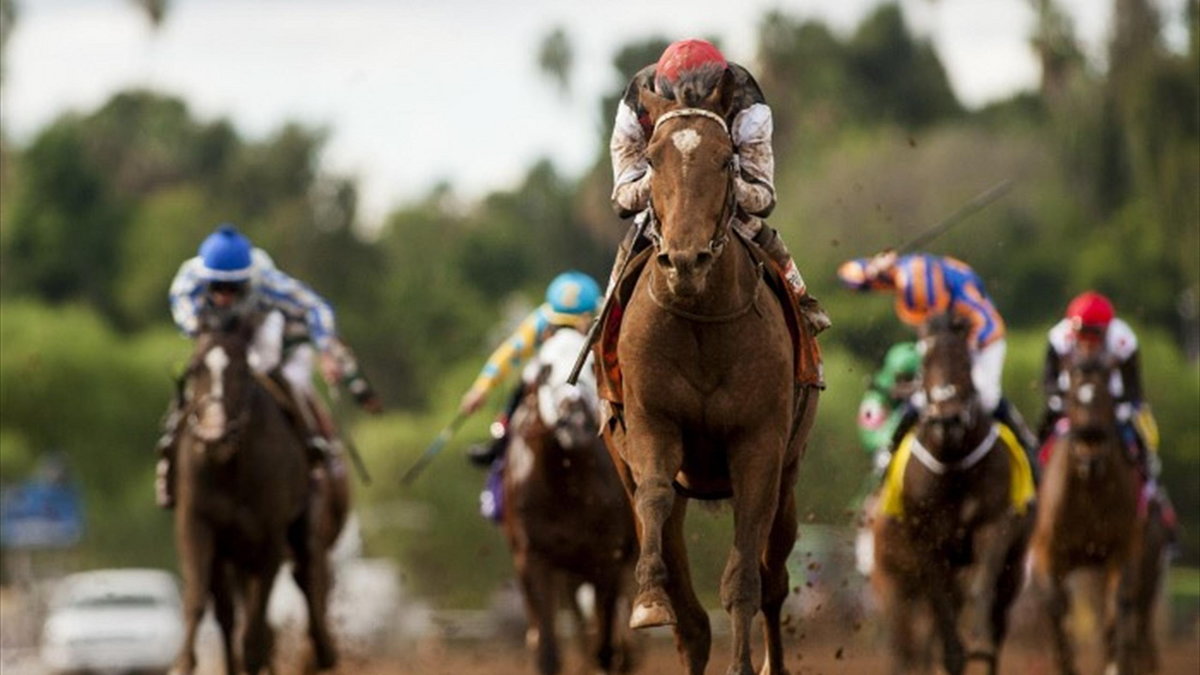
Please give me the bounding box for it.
[342,636,1200,675]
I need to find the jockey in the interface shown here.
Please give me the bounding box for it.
[155,224,380,508]
[460,271,600,470]
[607,38,830,334]
[837,250,1039,461]
[1041,291,1159,477]
[857,342,920,477]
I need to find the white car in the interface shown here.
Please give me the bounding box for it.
[40,568,184,675]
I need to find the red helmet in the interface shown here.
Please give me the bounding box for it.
[1066,291,1115,332]
[655,39,727,85]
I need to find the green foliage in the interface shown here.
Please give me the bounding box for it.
[0,301,184,567]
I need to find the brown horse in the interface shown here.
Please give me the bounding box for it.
[871,315,1033,675]
[1029,353,1144,674]
[170,316,347,675]
[503,328,638,675]
[603,73,820,675]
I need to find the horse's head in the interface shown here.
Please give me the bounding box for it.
[917,314,982,450]
[182,317,256,460]
[525,329,600,451]
[638,72,737,298]
[1063,352,1119,479]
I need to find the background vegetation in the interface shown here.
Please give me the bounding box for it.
[1,0,1197,607]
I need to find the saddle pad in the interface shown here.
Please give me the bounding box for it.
[596,237,823,408]
[880,424,1035,519]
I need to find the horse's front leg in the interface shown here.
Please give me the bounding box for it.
[210,562,239,675]
[757,454,800,675]
[289,487,338,671]
[171,511,213,675]
[624,419,683,630]
[662,495,711,675]
[242,561,281,675]
[962,520,1014,673]
[722,432,784,675]
[516,552,561,675]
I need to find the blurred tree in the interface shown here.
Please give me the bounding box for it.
[0,0,15,87]
[1029,0,1085,102]
[537,26,573,98]
[847,3,962,128]
[3,118,131,317]
[129,0,168,29]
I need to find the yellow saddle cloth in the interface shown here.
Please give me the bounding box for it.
[879,424,1035,519]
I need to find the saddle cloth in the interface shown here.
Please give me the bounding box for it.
[880,424,1036,519]
[595,236,823,410]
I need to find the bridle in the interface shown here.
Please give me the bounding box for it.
[645,107,737,262]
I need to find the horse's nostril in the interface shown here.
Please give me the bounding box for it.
[696,251,714,266]
[656,252,673,270]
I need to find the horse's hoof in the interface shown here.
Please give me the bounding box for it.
[629,601,676,629]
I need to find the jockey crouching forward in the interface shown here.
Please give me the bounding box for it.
[1041,292,1177,540]
[155,224,381,508]
[459,272,599,521]
[607,38,830,335]
[838,250,1040,474]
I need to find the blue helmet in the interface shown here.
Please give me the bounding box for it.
[545,271,600,315]
[198,224,253,282]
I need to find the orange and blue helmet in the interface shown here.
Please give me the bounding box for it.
[546,271,600,315]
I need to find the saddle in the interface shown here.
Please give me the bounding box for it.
[595,235,824,414]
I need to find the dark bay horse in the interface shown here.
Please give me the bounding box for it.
[171,318,347,675]
[871,315,1033,675]
[503,328,638,675]
[605,74,820,675]
[1029,353,1144,674]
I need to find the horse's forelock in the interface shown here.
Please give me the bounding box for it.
[657,63,727,108]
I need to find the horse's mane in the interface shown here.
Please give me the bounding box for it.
[925,312,967,337]
[657,63,727,107]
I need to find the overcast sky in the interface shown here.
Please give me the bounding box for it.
[1,0,1190,226]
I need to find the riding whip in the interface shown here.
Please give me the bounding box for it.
[566,210,653,385]
[400,410,469,486]
[896,179,1013,253]
[326,388,373,486]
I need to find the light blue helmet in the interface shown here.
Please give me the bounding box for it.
[198,224,254,282]
[546,271,601,315]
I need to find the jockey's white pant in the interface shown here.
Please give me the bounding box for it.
[972,339,1005,414]
[248,310,316,397]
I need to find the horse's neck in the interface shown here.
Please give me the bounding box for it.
[648,235,756,314]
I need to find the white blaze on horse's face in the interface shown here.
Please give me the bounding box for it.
[195,346,230,442]
[671,128,702,178]
[929,384,957,404]
[1077,383,1095,405]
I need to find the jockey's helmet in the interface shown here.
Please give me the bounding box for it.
[876,342,920,394]
[199,224,254,283]
[546,271,601,315]
[655,38,728,94]
[1066,291,1114,338]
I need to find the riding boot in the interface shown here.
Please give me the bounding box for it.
[604,215,654,299]
[467,383,523,468]
[994,398,1041,483]
[888,405,920,451]
[752,226,832,335]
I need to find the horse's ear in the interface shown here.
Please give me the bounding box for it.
[639,86,672,127]
[702,68,736,119]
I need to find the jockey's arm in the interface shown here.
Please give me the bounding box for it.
[462,308,549,414]
[836,257,897,293]
[1119,349,1144,406]
[609,94,652,218]
[730,103,776,218]
[167,258,206,337]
